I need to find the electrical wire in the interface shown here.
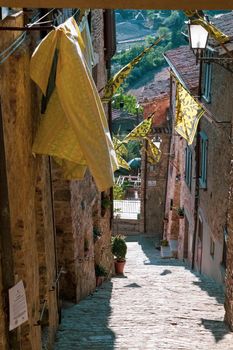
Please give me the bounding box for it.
[0,8,58,65]
[0,32,26,65]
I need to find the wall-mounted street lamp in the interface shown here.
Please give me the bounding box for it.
[187,20,209,62]
[186,20,233,67]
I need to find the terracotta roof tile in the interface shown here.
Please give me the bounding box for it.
[209,12,233,47]
[164,45,200,95]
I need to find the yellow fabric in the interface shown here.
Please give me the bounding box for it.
[80,15,95,71]
[123,115,153,142]
[101,36,164,103]
[184,10,229,44]
[113,136,130,170]
[30,17,118,191]
[175,83,204,145]
[146,138,161,164]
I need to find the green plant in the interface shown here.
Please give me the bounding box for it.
[111,235,127,261]
[95,264,107,277]
[101,197,112,209]
[93,227,102,242]
[161,239,169,247]
[177,207,184,217]
[113,184,125,200]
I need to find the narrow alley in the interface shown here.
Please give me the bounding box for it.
[54,236,233,350]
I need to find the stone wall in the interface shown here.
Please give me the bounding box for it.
[52,9,113,304]
[141,95,171,236]
[0,11,58,350]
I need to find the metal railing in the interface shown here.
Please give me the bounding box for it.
[113,200,141,220]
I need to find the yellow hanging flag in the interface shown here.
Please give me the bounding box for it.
[146,138,161,164]
[123,115,154,142]
[113,136,130,170]
[175,83,204,145]
[184,10,229,44]
[101,36,164,103]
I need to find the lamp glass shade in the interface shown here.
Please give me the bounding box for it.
[189,24,208,49]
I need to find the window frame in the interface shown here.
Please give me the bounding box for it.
[222,227,228,269]
[202,50,213,103]
[199,131,208,189]
[210,237,215,258]
[185,146,192,190]
[0,7,9,20]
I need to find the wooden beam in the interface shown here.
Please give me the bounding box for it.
[0,0,233,9]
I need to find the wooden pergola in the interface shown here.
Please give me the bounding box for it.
[0,0,232,9]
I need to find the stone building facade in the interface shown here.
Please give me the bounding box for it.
[140,69,171,236]
[0,7,115,349]
[163,12,233,330]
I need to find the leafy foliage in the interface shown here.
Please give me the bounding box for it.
[112,90,143,115]
[112,10,188,89]
[113,184,125,200]
[111,235,127,261]
[95,264,107,277]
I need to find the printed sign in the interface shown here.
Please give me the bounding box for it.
[148,180,156,187]
[9,280,28,331]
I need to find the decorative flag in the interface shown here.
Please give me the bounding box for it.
[184,10,229,44]
[175,83,205,145]
[146,138,161,164]
[101,36,164,103]
[113,136,130,170]
[123,114,154,142]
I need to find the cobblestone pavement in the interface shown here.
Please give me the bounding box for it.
[54,236,233,350]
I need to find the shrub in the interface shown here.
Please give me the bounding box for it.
[95,264,107,277]
[111,235,127,261]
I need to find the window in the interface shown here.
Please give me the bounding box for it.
[0,7,9,20]
[210,237,215,258]
[202,50,213,103]
[185,146,192,190]
[199,131,208,189]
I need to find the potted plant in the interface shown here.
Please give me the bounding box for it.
[101,195,111,216]
[160,239,171,258]
[95,264,107,287]
[111,235,127,274]
[93,226,102,243]
[177,207,184,218]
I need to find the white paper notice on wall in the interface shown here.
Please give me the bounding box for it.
[9,280,28,331]
[148,180,156,187]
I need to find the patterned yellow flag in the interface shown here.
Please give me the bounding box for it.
[175,83,204,145]
[113,136,130,170]
[184,10,229,44]
[123,115,154,142]
[101,36,164,103]
[146,138,161,164]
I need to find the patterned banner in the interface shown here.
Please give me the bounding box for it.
[101,36,164,103]
[175,83,204,145]
[123,115,154,142]
[184,10,229,44]
[113,136,130,170]
[146,138,161,164]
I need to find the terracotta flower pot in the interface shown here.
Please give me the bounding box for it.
[96,276,102,287]
[114,260,126,274]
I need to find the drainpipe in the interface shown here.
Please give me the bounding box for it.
[191,56,203,270]
[48,157,61,322]
[0,102,19,349]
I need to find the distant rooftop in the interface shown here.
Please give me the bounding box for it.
[130,68,170,103]
[209,11,233,48]
[164,45,200,95]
